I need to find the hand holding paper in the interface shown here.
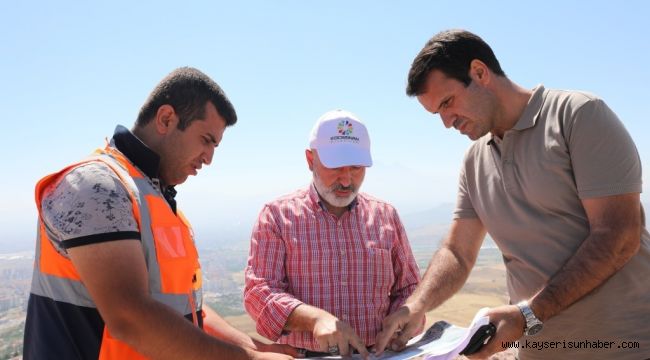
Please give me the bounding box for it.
[463,305,524,359]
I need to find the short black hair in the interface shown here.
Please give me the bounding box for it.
[406,29,506,96]
[136,67,237,130]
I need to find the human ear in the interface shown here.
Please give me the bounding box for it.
[154,105,178,134]
[305,149,314,171]
[469,59,490,85]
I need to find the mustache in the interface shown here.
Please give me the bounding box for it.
[330,184,356,192]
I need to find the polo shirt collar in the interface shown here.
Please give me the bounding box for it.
[512,84,546,131]
[111,125,160,179]
[488,84,546,145]
[110,125,178,212]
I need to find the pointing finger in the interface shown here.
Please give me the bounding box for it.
[348,333,369,359]
[375,320,401,355]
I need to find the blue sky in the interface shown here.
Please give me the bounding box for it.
[1,1,649,251]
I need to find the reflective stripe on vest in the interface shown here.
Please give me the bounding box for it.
[31,145,203,359]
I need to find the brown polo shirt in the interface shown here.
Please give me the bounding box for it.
[454,85,650,359]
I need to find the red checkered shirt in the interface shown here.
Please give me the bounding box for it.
[244,184,420,351]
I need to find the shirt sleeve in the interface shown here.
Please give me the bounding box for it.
[243,204,303,341]
[564,98,643,199]
[40,162,140,255]
[453,157,478,220]
[387,207,421,314]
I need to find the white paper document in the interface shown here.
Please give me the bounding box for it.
[308,308,491,360]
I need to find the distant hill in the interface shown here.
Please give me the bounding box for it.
[192,202,460,251]
[401,203,456,230]
[401,203,497,251]
[3,201,649,254]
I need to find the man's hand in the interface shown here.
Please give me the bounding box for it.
[467,305,524,359]
[247,348,295,360]
[374,218,486,355]
[254,340,304,358]
[202,305,303,358]
[312,312,369,359]
[374,304,425,355]
[284,304,369,359]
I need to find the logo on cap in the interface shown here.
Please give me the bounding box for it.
[331,119,359,143]
[337,120,353,136]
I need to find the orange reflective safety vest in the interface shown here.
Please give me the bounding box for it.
[28,145,203,359]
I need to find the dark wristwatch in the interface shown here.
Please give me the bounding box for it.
[516,300,543,336]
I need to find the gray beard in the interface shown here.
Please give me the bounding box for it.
[312,173,358,208]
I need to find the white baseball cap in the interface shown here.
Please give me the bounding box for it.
[308,109,373,168]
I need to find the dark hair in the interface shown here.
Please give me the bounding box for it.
[406,29,506,96]
[135,67,237,130]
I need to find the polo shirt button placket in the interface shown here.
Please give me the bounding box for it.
[502,158,513,190]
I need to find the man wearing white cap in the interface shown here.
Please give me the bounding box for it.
[244,110,421,359]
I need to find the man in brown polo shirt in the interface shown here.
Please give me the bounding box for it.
[375,29,650,360]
